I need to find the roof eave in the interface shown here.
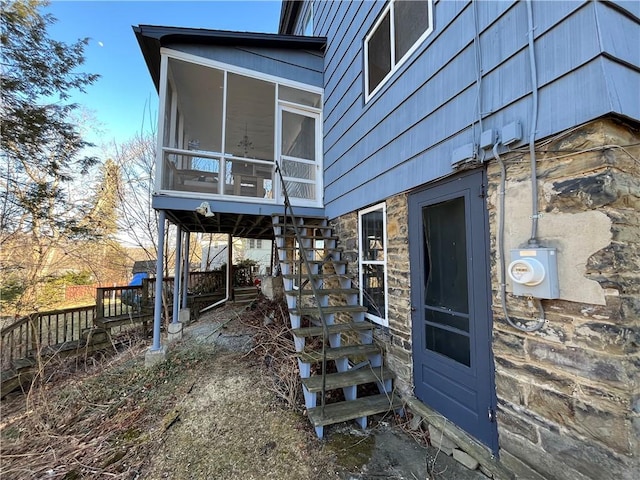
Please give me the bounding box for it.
[133,24,326,91]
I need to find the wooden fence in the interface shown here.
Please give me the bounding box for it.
[1,268,250,378]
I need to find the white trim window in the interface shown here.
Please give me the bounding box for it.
[358,203,388,326]
[364,0,434,101]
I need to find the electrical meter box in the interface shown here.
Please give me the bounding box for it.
[508,247,559,299]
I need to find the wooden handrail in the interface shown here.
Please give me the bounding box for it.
[274,161,330,413]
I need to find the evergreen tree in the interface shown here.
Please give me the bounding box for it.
[0,0,100,313]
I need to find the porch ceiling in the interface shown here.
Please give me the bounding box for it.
[165,210,275,240]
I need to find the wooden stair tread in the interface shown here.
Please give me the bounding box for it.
[279,247,342,253]
[275,234,338,240]
[307,393,403,427]
[292,322,373,338]
[291,305,367,315]
[297,343,381,362]
[278,259,346,265]
[285,288,359,296]
[283,273,345,280]
[271,215,327,222]
[302,366,394,392]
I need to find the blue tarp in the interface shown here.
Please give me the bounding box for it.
[122,272,148,307]
[129,272,148,286]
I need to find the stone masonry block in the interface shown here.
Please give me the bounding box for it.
[453,449,479,470]
[539,426,637,480]
[526,339,629,388]
[496,407,539,444]
[428,424,457,455]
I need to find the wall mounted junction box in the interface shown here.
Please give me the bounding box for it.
[508,247,559,299]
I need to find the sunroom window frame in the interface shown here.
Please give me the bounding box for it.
[364,0,434,103]
[155,48,323,205]
[358,202,389,327]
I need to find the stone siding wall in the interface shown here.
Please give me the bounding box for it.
[330,197,414,396]
[329,118,639,479]
[487,118,639,479]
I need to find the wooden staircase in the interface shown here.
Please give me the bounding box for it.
[272,214,402,438]
[233,285,259,306]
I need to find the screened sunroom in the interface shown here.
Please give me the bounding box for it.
[134,26,326,224]
[159,51,323,207]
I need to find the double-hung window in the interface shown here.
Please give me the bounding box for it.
[364,0,434,101]
[359,203,388,326]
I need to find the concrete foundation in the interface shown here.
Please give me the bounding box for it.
[167,322,184,343]
[144,344,168,367]
[178,308,191,325]
[261,275,284,300]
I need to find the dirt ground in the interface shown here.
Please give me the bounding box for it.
[1,303,487,480]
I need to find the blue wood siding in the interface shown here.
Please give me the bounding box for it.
[306,0,639,219]
[166,43,324,88]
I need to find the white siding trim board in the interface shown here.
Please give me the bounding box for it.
[159,48,323,96]
[364,0,435,102]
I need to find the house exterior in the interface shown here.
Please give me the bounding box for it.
[134,1,639,478]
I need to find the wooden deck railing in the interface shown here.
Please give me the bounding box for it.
[1,270,232,372]
[95,285,149,321]
[1,305,95,371]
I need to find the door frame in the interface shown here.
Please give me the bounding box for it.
[408,168,498,453]
[276,104,323,207]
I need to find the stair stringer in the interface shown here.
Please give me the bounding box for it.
[272,214,401,439]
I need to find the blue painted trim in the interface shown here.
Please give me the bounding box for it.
[172,226,182,324]
[151,210,166,351]
[152,194,325,218]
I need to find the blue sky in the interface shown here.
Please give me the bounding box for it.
[46,1,282,148]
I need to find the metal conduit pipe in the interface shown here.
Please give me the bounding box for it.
[526,0,541,247]
[493,142,545,333]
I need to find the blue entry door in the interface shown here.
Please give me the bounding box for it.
[409,169,498,452]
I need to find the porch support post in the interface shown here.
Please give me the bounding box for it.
[227,234,233,301]
[182,231,190,309]
[150,210,166,352]
[172,225,182,324]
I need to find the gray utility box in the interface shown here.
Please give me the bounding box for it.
[508,247,560,299]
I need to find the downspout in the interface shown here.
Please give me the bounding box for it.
[151,210,167,350]
[182,232,190,310]
[172,225,182,324]
[525,0,540,247]
[199,233,232,313]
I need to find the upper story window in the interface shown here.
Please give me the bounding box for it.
[364,0,434,101]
